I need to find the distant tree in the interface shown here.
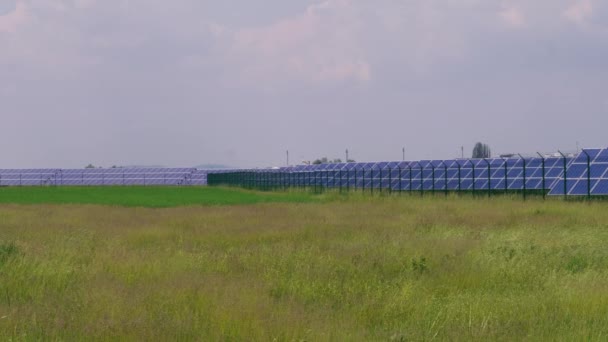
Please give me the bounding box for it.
[312,157,329,165]
[312,157,347,164]
[347,159,356,163]
[85,164,96,169]
[472,142,491,159]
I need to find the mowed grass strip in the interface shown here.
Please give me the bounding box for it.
[1,195,608,340]
[0,186,322,207]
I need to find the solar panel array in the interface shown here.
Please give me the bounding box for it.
[279,157,569,192]
[0,168,211,186]
[548,148,608,196]
[208,148,608,196]
[3,148,608,196]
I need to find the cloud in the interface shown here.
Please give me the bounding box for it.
[0,1,29,33]
[564,0,593,25]
[500,6,526,28]
[227,0,371,85]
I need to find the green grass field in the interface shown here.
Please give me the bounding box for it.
[1,187,608,340]
[0,186,321,207]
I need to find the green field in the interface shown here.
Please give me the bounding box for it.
[0,186,321,207]
[1,188,608,340]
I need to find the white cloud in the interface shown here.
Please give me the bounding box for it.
[0,1,29,33]
[227,0,371,84]
[500,6,526,28]
[564,0,593,25]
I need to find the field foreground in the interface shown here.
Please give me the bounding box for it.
[1,191,608,340]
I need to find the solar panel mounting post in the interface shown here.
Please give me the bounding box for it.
[360,168,364,192]
[398,166,402,193]
[483,159,491,198]
[370,166,374,196]
[581,149,591,200]
[381,165,385,194]
[261,172,265,191]
[375,166,380,194]
[440,161,448,197]
[276,171,279,191]
[502,158,508,194]
[558,150,568,198]
[455,161,462,193]
[518,154,527,201]
[388,165,392,194]
[408,164,413,193]
[536,153,546,199]
[431,164,436,195]
[467,160,476,195]
[416,162,423,197]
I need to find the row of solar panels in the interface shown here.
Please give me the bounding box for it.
[0,168,210,186]
[0,168,197,174]
[208,148,608,196]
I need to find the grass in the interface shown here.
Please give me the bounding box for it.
[0,186,323,207]
[1,189,608,340]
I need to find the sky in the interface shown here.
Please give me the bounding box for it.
[1,0,607,168]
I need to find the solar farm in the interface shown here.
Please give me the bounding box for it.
[211,148,608,197]
[2,149,608,340]
[0,168,208,186]
[3,147,608,197]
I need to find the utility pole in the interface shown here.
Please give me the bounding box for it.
[346,149,349,162]
[461,146,464,159]
[402,147,405,161]
[286,150,289,166]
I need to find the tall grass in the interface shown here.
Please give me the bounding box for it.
[1,194,608,340]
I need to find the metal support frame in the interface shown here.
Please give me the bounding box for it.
[502,158,508,194]
[388,166,393,194]
[467,160,475,194]
[536,153,546,199]
[415,162,423,197]
[581,150,591,200]
[483,158,491,197]
[518,154,527,200]
[398,166,403,193]
[440,161,448,197]
[431,163,436,194]
[558,150,568,198]
[456,161,462,192]
[408,164,413,193]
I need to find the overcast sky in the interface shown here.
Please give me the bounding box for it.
[1,0,607,168]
